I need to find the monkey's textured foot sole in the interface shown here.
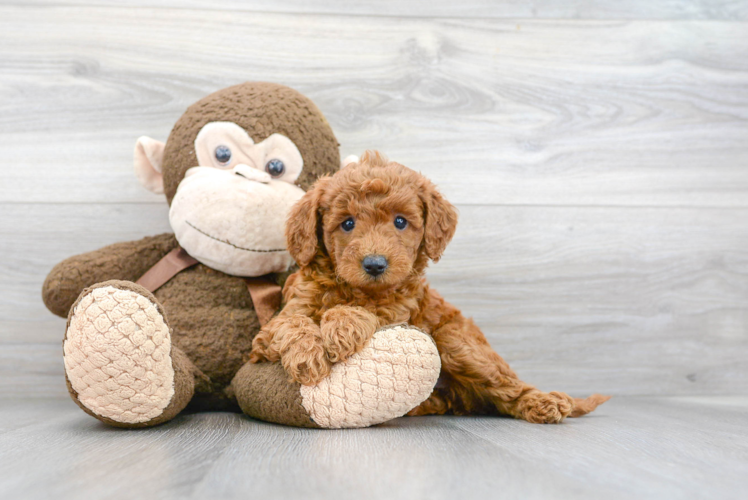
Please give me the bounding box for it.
[64,286,175,424]
[299,325,441,428]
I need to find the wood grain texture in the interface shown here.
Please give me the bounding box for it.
[1,6,747,207]
[0,396,746,500]
[1,3,747,400]
[7,1,748,20]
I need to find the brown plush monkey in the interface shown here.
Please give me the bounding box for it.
[42,82,440,429]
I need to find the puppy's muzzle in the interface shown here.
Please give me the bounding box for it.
[362,255,388,277]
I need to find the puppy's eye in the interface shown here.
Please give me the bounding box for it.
[265,159,285,177]
[394,216,408,230]
[341,218,355,232]
[214,145,232,165]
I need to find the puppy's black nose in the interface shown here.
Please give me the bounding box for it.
[362,255,388,277]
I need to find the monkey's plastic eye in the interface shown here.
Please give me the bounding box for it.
[214,145,232,165]
[394,216,408,229]
[265,159,285,177]
[341,218,355,232]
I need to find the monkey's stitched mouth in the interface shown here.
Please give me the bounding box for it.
[185,221,287,253]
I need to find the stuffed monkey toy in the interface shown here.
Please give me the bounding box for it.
[42,82,441,429]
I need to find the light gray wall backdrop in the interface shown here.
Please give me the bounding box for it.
[1,1,747,398]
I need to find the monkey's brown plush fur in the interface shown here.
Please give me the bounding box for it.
[42,83,340,424]
[251,151,610,423]
[161,84,339,203]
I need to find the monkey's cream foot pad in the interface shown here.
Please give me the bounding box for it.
[300,326,441,428]
[64,286,175,424]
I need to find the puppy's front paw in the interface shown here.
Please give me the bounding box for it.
[516,391,574,424]
[320,306,378,363]
[281,334,332,386]
[249,329,277,363]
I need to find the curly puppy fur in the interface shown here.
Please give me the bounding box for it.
[251,151,610,424]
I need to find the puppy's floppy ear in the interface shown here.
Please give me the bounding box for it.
[420,180,458,262]
[286,177,329,267]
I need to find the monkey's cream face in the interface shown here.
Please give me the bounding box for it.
[168,122,306,276]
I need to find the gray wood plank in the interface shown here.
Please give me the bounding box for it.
[187,414,618,500]
[452,396,748,499]
[0,405,245,500]
[3,203,747,396]
[0,345,67,399]
[0,396,745,500]
[0,398,74,434]
[5,1,748,20]
[1,7,747,207]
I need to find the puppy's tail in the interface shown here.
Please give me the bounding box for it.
[569,393,612,418]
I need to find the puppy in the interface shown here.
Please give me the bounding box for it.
[250,151,609,423]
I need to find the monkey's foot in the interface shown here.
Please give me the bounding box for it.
[299,325,441,428]
[64,282,176,425]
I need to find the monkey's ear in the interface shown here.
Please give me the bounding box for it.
[286,178,329,267]
[420,180,458,262]
[134,136,165,194]
[341,155,359,168]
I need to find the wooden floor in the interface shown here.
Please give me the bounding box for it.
[2,0,748,498]
[0,395,746,500]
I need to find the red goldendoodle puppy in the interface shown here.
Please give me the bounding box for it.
[250,151,610,423]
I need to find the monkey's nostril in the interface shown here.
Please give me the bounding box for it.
[233,164,271,183]
[362,255,388,277]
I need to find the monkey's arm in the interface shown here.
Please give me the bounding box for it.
[42,233,178,317]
